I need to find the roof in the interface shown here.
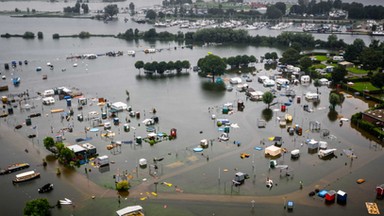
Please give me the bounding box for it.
[363,109,384,123]
[112,102,127,108]
[116,205,143,216]
[67,144,86,153]
[81,143,96,150]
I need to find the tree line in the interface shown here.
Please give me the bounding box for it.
[134,60,191,75]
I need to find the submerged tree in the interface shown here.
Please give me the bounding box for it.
[43,136,55,149]
[197,54,226,83]
[262,91,274,109]
[104,4,119,18]
[24,198,51,216]
[329,92,341,111]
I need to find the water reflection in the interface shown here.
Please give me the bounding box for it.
[261,108,273,122]
[327,109,338,122]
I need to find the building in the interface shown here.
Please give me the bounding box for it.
[338,61,354,68]
[362,109,384,127]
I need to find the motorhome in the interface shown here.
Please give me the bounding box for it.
[42,97,55,105]
[43,89,54,97]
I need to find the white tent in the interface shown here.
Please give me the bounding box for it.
[265,145,281,157]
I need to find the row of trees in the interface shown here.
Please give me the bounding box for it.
[118,27,349,51]
[343,39,384,72]
[1,31,43,39]
[63,2,89,14]
[134,60,191,75]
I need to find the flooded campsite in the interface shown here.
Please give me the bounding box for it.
[0,4,383,214]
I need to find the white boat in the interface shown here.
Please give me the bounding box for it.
[318,148,337,158]
[59,198,72,205]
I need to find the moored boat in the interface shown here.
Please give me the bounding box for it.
[0,163,30,175]
[12,170,40,183]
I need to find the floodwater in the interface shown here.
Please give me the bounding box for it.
[0,9,383,216]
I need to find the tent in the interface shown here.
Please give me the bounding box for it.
[265,145,282,157]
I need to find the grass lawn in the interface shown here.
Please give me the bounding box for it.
[315,55,329,61]
[311,64,326,69]
[348,82,380,91]
[347,67,369,75]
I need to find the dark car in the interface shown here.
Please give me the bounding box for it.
[38,183,53,193]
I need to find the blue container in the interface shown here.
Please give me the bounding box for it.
[66,99,72,107]
[318,190,328,198]
[337,190,347,204]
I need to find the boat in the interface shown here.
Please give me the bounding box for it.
[59,198,72,205]
[318,148,337,158]
[12,170,40,183]
[116,205,144,216]
[0,163,30,175]
[0,85,8,91]
[38,183,54,193]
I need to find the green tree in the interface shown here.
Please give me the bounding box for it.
[146,9,157,20]
[81,3,89,14]
[166,61,175,72]
[43,136,55,149]
[143,28,157,38]
[262,91,274,109]
[104,4,119,18]
[144,62,156,73]
[313,79,321,97]
[360,47,382,71]
[135,61,144,74]
[182,60,191,72]
[24,198,51,216]
[37,31,43,39]
[58,147,76,166]
[197,54,226,83]
[116,180,130,191]
[23,31,35,39]
[266,5,283,19]
[331,66,347,84]
[371,72,384,93]
[129,2,135,15]
[299,56,312,72]
[329,92,341,110]
[227,56,236,69]
[79,31,90,38]
[156,61,167,74]
[52,33,60,39]
[249,55,257,63]
[280,48,300,65]
[344,38,366,62]
[274,2,286,15]
[174,60,183,73]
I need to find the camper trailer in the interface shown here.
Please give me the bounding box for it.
[111,102,128,111]
[42,97,55,105]
[95,155,109,167]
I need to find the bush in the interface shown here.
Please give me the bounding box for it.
[116,180,130,191]
[23,31,35,39]
[52,33,60,39]
[79,31,91,38]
